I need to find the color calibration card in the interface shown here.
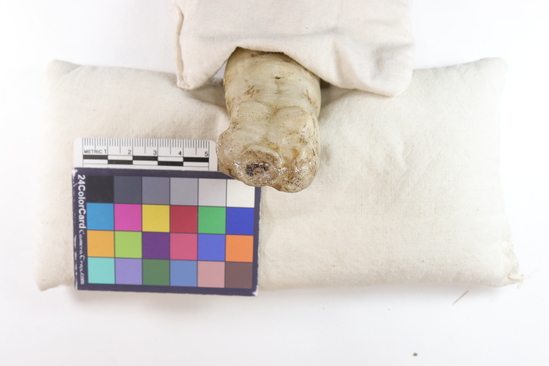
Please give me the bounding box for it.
[72,168,261,296]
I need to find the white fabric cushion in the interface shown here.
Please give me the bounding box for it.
[34,58,520,291]
[174,0,415,96]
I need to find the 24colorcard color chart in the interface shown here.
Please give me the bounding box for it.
[72,168,261,296]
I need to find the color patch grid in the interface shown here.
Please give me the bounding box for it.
[73,168,260,296]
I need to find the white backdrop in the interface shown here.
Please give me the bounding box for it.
[1,1,548,364]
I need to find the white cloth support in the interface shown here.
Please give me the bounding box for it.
[34,59,520,291]
[174,0,415,96]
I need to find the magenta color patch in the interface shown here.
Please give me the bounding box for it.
[170,233,198,260]
[114,204,142,231]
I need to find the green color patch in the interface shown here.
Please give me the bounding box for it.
[198,206,226,234]
[142,259,170,286]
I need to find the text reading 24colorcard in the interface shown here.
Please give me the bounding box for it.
[72,168,261,296]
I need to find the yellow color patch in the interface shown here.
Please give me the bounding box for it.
[87,230,114,257]
[142,205,170,232]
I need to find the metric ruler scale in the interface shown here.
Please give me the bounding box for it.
[74,138,218,171]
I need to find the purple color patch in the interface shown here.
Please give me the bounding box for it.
[115,258,142,285]
[115,204,142,231]
[142,232,170,259]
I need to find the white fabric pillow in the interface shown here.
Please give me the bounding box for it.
[34,58,520,291]
[174,0,415,96]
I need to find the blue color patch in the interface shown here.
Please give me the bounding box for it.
[226,207,255,235]
[170,260,198,287]
[87,203,114,230]
[198,234,226,261]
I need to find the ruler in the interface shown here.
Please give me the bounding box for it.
[74,138,217,171]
